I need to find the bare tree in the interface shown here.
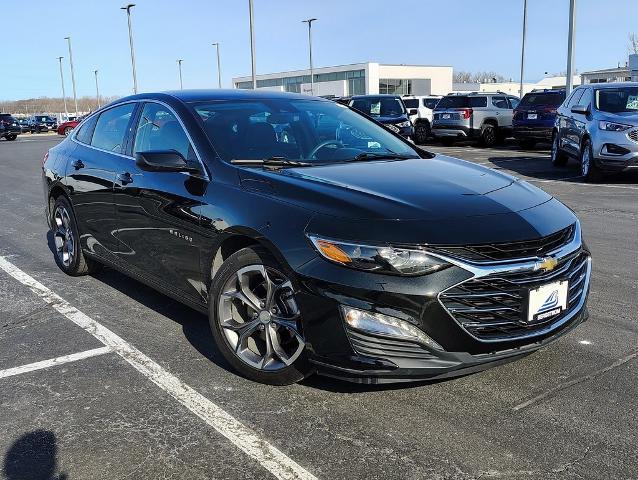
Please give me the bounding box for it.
[454,70,507,83]
[628,33,638,55]
[0,95,120,117]
[453,71,473,83]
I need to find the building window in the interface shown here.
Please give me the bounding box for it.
[379,79,413,95]
[348,77,365,95]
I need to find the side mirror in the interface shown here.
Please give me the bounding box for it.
[135,150,198,173]
[409,109,418,116]
[571,104,589,115]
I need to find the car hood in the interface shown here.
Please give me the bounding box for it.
[373,115,408,124]
[238,155,553,224]
[596,111,638,123]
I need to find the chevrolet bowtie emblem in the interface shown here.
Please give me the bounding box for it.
[536,256,558,272]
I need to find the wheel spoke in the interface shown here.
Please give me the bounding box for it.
[271,315,300,331]
[223,289,260,312]
[268,324,293,365]
[237,268,265,310]
[259,324,275,368]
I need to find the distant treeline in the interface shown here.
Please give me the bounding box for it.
[0,96,120,116]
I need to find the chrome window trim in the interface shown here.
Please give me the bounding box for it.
[71,99,210,181]
[435,221,590,343]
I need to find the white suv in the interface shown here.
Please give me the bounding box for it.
[402,95,442,144]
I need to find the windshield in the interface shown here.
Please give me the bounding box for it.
[192,98,419,164]
[350,97,406,117]
[520,92,565,107]
[436,96,487,109]
[596,87,638,113]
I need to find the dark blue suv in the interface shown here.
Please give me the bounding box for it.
[349,95,415,139]
[513,89,566,149]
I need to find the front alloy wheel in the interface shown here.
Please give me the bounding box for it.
[53,205,75,268]
[581,139,602,182]
[210,247,310,384]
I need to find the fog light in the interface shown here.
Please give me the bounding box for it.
[341,306,443,351]
[603,143,630,155]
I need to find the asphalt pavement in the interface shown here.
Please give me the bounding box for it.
[0,134,636,480]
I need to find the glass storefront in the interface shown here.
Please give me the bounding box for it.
[379,79,413,95]
[236,69,366,95]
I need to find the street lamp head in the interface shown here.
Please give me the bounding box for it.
[212,42,219,46]
[64,36,70,40]
[302,18,317,24]
[121,3,135,10]
[57,56,63,61]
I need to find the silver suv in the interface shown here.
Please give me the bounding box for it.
[552,82,638,182]
[432,92,520,146]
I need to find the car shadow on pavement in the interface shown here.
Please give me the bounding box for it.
[3,430,67,480]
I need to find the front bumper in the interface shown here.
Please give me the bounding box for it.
[294,229,591,384]
[591,128,638,172]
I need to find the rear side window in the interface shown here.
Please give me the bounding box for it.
[403,99,419,108]
[91,103,136,154]
[74,115,98,145]
[436,96,487,109]
[492,96,509,109]
[520,92,565,107]
[424,98,439,109]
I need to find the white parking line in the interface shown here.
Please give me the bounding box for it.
[0,256,317,480]
[0,346,112,380]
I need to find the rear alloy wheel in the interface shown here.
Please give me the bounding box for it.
[51,197,101,276]
[209,247,310,385]
[581,139,603,182]
[479,124,497,147]
[413,122,430,144]
[63,126,73,136]
[551,132,568,166]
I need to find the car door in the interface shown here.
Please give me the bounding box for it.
[491,96,512,128]
[111,100,210,302]
[572,87,593,151]
[65,104,136,263]
[561,88,585,155]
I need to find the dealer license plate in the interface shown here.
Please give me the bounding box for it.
[527,280,568,322]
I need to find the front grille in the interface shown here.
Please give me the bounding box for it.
[433,224,575,262]
[346,329,435,361]
[628,129,638,143]
[439,251,589,341]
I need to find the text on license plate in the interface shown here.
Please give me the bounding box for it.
[527,113,538,119]
[442,114,451,119]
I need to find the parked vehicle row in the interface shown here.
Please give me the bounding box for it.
[0,113,21,141]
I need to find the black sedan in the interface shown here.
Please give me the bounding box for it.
[42,90,591,385]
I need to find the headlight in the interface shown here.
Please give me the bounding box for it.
[395,120,411,128]
[308,235,449,276]
[599,121,632,131]
[342,306,443,350]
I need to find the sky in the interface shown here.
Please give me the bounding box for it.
[1,0,636,101]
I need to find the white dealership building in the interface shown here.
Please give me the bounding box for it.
[232,62,453,97]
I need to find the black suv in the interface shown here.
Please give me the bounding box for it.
[28,115,57,133]
[0,114,21,141]
[42,90,591,385]
[349,95,415,139]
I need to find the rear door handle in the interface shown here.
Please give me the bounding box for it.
[71,159,84,170]
[117,172,133,185]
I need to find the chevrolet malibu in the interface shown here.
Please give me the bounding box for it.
[42,90,591,385]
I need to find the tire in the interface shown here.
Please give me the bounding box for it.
[440,137,455,146]
[550,132,568,167]
[413,121,430,145]
[519,138,536,150]
[50,196,101,276]
[6,134,17,141]
[63,126,73,136]
[580,138,603,182]
[209,246,311,385]
[479,123,497,147]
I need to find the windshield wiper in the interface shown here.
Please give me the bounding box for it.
[349,152,418,162]
[231,157,314,170]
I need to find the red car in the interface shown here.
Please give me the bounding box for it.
[57,119,80,136]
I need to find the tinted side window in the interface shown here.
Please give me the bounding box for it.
[424,98,439,109]
[508,97,520,108]
[133,103,195,161]
[91,103,136,154]
[469,97,487,108]
[492,96,509,109]
[75,115,98,145]
[566,89,584,108]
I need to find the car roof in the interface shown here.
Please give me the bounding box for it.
[115,89,322,104]
[350,94,402,99]
[587,82,638,90]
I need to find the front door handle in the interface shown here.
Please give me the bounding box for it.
[71,159,84,170]
[117,172,133,185]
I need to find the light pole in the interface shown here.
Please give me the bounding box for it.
[212,42,222,88]
[94,70,101,109]
[177,59,184,89]
[565,0,577,95]
[248,0,257,89]
[519,0,527,98]
[121,4,138,94]
[64,37,79,117]
[57,56,69,119]
[302,18,317,95]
